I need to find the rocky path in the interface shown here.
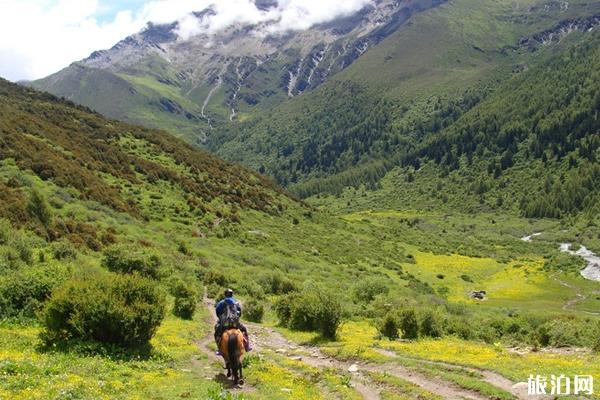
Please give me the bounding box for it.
[196,296,530,399]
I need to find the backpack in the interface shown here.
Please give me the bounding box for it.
[219,301,240,329]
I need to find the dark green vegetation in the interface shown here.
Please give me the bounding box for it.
[41,273,166,347]
[210,0,600,219]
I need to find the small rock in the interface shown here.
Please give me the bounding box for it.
[281,388,292,393]
[289,356,303,361]
[180,369,191,373]
[348,364,359,373]
[276,348,287,353]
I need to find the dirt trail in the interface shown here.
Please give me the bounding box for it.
[196,296,525,399]
[195,296,256,394]
[552,273,600,316]
[246,322,494,400]
[373,348,550,400]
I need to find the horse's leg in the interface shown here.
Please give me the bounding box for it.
[232,364,238,384]
[238,364,243,384]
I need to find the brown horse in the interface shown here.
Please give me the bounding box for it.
[219,328,246,384]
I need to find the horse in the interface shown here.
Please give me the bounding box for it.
[219,328,246,384]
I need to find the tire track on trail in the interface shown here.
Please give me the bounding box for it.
[197,295,521,399]
[372,348,551,400]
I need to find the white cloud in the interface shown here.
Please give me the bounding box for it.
[0,0,372,81]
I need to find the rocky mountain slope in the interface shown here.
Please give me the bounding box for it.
[30,0,446,143]
[28,0,600,210]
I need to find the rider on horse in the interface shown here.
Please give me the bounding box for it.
[214,288,251,352]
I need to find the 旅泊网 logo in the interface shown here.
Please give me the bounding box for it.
[527,374,593,396]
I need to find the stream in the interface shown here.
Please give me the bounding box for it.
[521,233,600,282]
[559,243,600,282]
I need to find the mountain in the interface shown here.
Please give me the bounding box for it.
[313,29,600,220]
[30,0,447,144]
[208,0,600,192]
[27,0,600,212]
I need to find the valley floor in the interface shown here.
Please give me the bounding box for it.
[3,298,599,400]
[1,209,599,399]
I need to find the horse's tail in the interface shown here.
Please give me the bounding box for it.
[228,332,239,371]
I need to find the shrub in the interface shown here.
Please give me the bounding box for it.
[27,190,52,227]
[177,241,190,255]
[244,299,264,323]
[378,313,400,340]
[257,272,297,295]
[41,273,165,347]
[274,295,295,324]
[13,235,34,266]
[593,323,600,352]
[0,265,70,318]
[203,270,229,287]
[538,318,582,347]
[237,280,266,300]
[353,277,389,303]
[102,245,161,279]
[172,281,198,320]
[420,310,443,338]
[0,219,11,245]
[51,239,77,260]
[0,247,24,271]
[400,309,419,340]
[276,285,342,339]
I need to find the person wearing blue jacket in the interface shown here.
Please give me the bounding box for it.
[214,288,251,351]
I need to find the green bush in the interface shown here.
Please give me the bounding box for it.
[537,318,582,347]
[244,299,264,323]
[51,239,77,260]
[0,265,70,318]
[102,245,161,279]
[353,277,389,303]
[593,323,600,353]
[0,247,24,271]
[203,270,229,287]
[1,234,36,267]
[274,295,294,324]
[207,283,224,300]
[400,309,419,340]
[257,272,297,295]
[276,285,342,339]
[378,313,400,340]
[237,280,266,300]
[172,281,198,320]
[0,219,12,245]
[27,189,52,227]
[41,273,165,347]
[420,310,443,338]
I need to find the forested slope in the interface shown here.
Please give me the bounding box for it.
[210,0,600,204]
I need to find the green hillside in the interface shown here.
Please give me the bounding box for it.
[210,0,600,201]
[30,60,210,143]
[1,78,600,399]
[310,26,600,221]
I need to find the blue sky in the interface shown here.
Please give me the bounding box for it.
[96,0,147,23]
